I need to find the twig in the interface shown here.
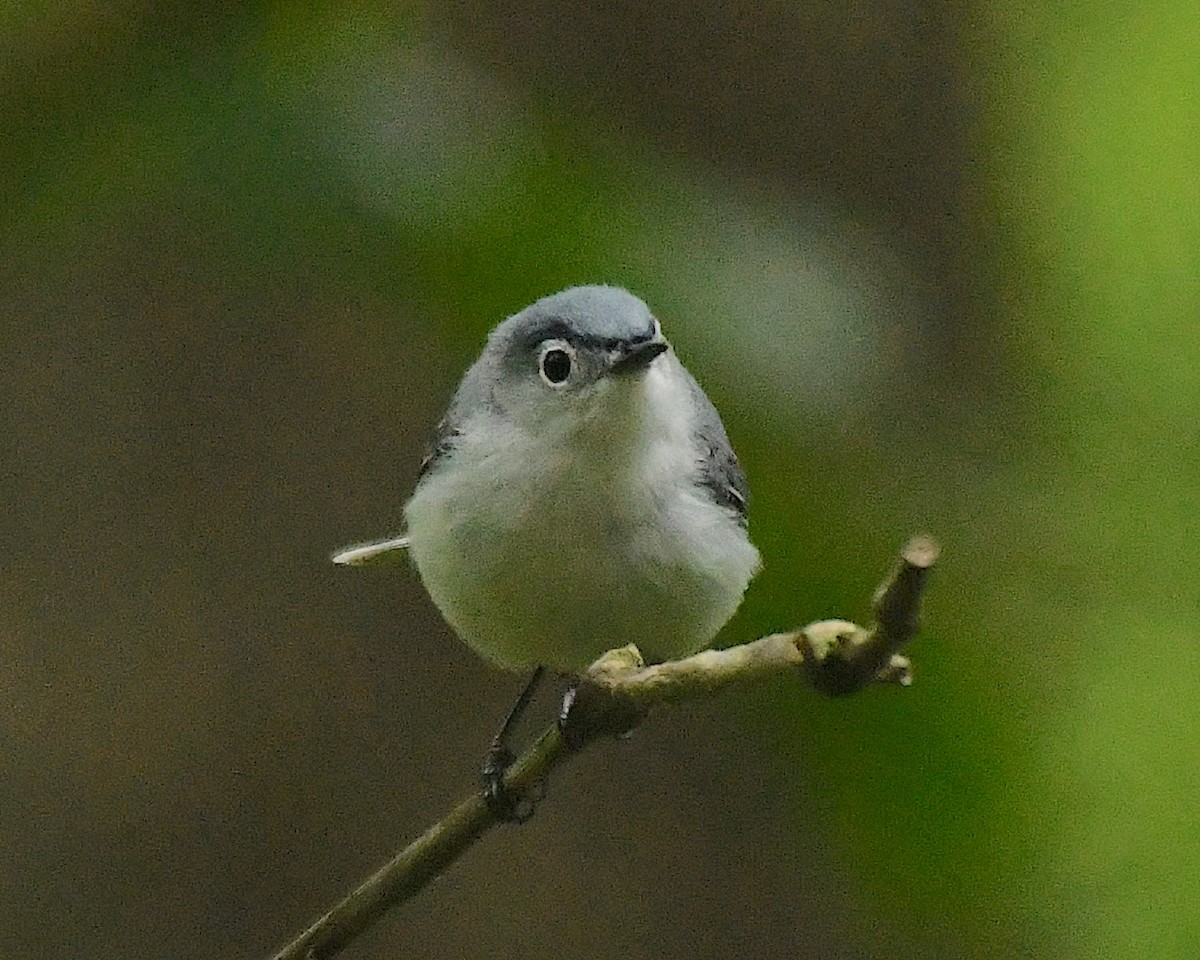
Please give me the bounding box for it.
[268,535,939,960]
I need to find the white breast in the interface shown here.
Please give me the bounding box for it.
[403,357,760,672]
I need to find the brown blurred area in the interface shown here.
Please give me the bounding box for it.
[1,3,975,958]
[442,0,985,363]
[451,8,971,245]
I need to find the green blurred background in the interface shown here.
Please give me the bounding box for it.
[3,3,1198,958]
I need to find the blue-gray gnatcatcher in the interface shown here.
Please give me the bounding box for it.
[334,285,761,674]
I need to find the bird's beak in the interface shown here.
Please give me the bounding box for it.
[609,338,668,376]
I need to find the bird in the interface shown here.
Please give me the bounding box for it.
[333,285,760,816]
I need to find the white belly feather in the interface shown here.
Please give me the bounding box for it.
[403,361,760,672]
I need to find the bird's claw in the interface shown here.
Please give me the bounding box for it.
[481,743,541,823]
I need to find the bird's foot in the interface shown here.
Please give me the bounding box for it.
[558,679,646,752]
[481,740,543,824]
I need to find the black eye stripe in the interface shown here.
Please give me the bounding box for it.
[516,317,658,354]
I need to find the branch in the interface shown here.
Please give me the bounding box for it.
[268,535,939,960]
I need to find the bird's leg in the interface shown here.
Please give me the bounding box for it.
[557,681,586,750]
[481,666,546,823]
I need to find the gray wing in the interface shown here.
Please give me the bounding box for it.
[681,366,750,526]
[416,415,462,481]
[415,349,497,482]
[332,355,492,568]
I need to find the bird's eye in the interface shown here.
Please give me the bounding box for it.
[539,347,573,386]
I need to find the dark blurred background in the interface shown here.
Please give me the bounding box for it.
[3,3,1198,958]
